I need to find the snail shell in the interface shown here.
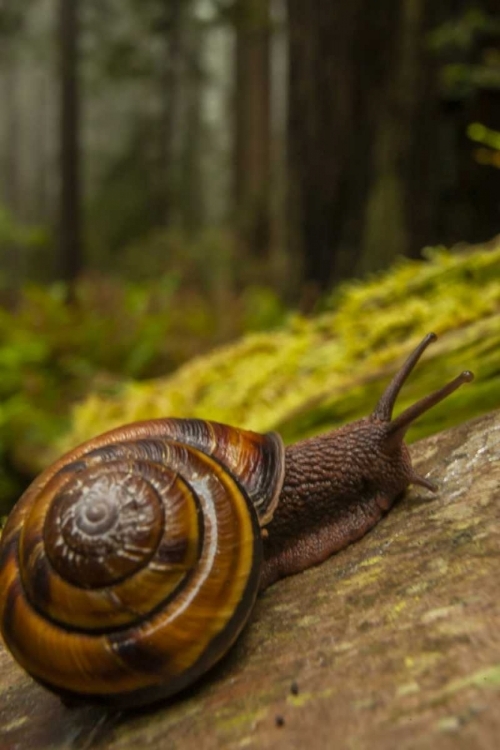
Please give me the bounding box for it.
[0,419,285,707]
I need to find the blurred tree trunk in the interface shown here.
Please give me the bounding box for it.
[158,0,191,227]
[180,15,205,233]
[0,11,23,221]
[287,1,365,299]
[286,1,445,300]
[234,0,271,261]
[34,71,49,223]
[59,0,82,286]
[0,56,22,297]
[2,62,20,218]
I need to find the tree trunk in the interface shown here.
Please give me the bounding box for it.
[286,1,446,299]
[287,1,361,299]
[2,61,20,218]
[34,69,50,224]
[158,0,190,228]
[59,0,83,286]
[0,54,22,295]
[180,15,205,234]
[234,0,271,262]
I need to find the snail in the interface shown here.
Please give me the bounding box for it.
[0,333,473,708]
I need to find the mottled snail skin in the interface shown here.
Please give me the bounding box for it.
[0,333,473,708]
[261,333,474,587]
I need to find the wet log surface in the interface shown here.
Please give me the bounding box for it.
[1,411,499,750]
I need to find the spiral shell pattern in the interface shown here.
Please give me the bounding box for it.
[0,419,285,707]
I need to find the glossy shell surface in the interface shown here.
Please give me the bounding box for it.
[0,418,285,707]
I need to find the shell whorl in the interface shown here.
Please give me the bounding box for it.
[0,418,285,707]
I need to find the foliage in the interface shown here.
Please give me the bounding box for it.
[0,272,286,513]
[428,8,500,100]
[2,240,499,516]
[428,7,500,53]
[0,2,29,38]
[61,239,500,460]
[468,122,500,169]
[0,205,50,287]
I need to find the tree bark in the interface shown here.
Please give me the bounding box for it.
[287,1,361,297]
[2,61,20,218]
[234,0,271,261]
[158,0,190,228]
[180,15,205,233]
[59,0,83,286]
[0,54,23,295]
[286,1,446,298]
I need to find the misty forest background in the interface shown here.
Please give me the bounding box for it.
[0,0,500,513]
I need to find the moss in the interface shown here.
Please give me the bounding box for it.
[56,240,500,458]
[443,665,500,693]
[286,687,335,708]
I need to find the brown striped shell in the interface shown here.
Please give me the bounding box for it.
[0,418,285,708]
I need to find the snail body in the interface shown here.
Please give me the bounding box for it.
[0,334,473,708]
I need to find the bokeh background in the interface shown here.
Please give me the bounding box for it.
[1,0,499,514]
